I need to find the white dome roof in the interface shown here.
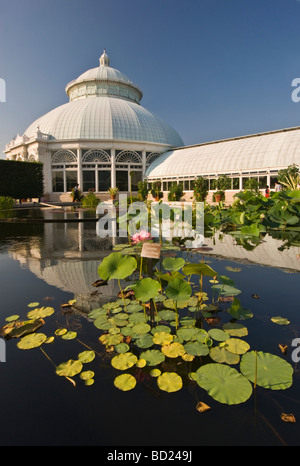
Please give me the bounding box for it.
[23,50,183,147]
[24,96,183,145]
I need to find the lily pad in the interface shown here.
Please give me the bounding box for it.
[183,262,217,277]
[222,322,248,337]
[240,351,294,390]
[131,322,151,335]
[17,332,47,349]
[195,363,252,405]
[78,350,95,363]
[135,333,154,348]
[80,370,95,380]
[115,343,130,353]
[153,332,173,346]
[27,306,55,319]
[61,331,77,340]
[114,373,136,391]
[111,352,138,370]
[208,328,230,342]
[140,349,165,366]
[56,359,83,377]
[184,341,209,356]
[209,346,240,365]
[225,338,250,355]
[161,342,186,358]
[157,372,183,392]
[228,298,252,320]
[271,316,290,325]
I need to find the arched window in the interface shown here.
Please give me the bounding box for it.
[51,150,77,193]
[81,149,111,192]
[115,150,143,192]
[146,152,160,167]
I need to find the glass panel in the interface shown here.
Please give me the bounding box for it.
[210,179,217,190]
[162,181,168,192]
[232,177,240,189]
[83,170,95,191]
[183,180,190,190]
[52,170,64,192]
[259,176,267,189]
[130,171,143,191]
[242,177,249,189]
[116,171,128,191]
[270,176,277,189]
[66,171,78,192]
[98,170,111,192]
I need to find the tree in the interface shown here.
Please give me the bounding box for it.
[193,177,209,201]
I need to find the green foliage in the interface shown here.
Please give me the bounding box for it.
[193,176,209,202]
[0,160,44,199]
[167,183,184,201]
[137,180,149,201]
[278,164,299,186]
[0,196,15,210]
[81,191,99,207]
[150,181,163,199]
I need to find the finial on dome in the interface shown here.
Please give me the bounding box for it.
[99,49,110,67]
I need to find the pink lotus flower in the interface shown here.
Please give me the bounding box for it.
[131,230,152,244]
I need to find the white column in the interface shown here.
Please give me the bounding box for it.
[77,148,83,190]
[111,149,116,188]
[142,150,146,178]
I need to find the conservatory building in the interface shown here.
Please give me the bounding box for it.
[4,50,183,201]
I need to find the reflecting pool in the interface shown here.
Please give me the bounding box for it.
[0,209,299,446]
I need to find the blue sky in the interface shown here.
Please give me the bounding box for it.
[1,0,300,157]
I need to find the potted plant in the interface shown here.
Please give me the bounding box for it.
[107,187,119,200]
[213,190,224,202]
[137,180,149,201]
[193,177,209,202]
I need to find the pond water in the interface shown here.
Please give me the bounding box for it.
[0,207,299,447]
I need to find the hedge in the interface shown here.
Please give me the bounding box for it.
[0,160,44,199]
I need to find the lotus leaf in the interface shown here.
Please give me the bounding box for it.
[84,378,94,386]
[165,278,192,303]
[61,331,77,340]
[114,373,136,391]
[212,284,241,297]
[208,328,230,342]
[56,359,83,377]
[93,317,114,330]
[157,372,183,392]
[195,363,252,405]
[240,351,294,390]
[161,342,185,358]
[134,277,160,302]
[222,322,248,337]
[27,306,55,319]
[182,353,195,362]
[183,262,217,277]
[27,302,40,308]
[140,349,165,366]
[97,252,137,281]
[180,316,196,327]
[184,341,209,356]
[131,322,151,334]
[271,316,290,325]
[17,332,47,349]
[135,334,154,348]
[153,331,173,346]
[111,352,138,370]
[1,319,45,339]
[225,338,250,355]
[209,346,240,364]
[196,329,212,345]
[162,257,186,271]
